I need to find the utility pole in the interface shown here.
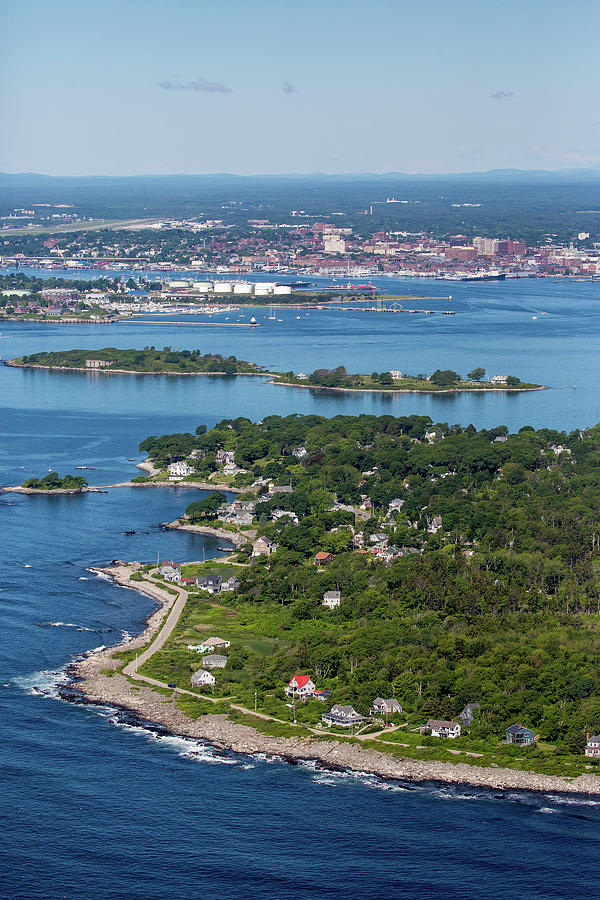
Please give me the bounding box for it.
[254,691,257,712]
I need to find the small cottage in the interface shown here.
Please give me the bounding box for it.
[252,536,279,558]
[585,734,600,757]
[198,636,230,652]
[505,724,535,746]
[191,669,216,688]
[322,590,341,609]
[315,551,334,566]
[202,653,227,670]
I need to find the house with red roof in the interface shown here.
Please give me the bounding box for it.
[285,674,316,699]
[314,551,334,566]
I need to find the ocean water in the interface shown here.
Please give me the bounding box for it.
[1,276,599,898]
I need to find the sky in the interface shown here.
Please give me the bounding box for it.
[1,0,599,176]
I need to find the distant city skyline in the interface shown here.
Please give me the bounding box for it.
[1,0,599,177]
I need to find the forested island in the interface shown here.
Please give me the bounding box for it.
[12,348,266,376]
[21,472,88,491]
[112,412,600,779]
[9,350,541,393]
[271,366,542,392]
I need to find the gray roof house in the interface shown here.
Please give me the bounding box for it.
[196,574,222,593]
[322,590,341,609]
[322,704,366,728]
[202,653,228,670]
[425,719,461,738]
[505,724,535,746]
[370,697,403,716]
[585,734,600,757]
[191,669,216,687]
[459,702,481,727]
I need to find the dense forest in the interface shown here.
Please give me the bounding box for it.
[18,348,264,375]
[140,413,600,750]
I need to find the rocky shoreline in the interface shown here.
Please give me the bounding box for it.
[66,565,600,797]
[162,519,248,548]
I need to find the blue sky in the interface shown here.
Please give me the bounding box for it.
[1,0,599,176]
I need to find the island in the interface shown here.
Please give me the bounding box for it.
[269,365,543,392]
[7,350,542,393]
[9,348,267,376]
[65,413,600,793]
[19,471,88,493]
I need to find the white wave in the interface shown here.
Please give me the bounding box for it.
[543,794,600,807]
[36,621,96,632]
[120,630,133,643]
[13,666,69,700]
[78,576,89,581]
[94,572,112,582]
[538,807,558,814]
[89,644,106,653]
[107,718,238,764]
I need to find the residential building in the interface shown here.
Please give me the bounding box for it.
[370,698,403,716]
[221,576,240,592]
[425,719,461,738]
[322,590,341,609]
[505,724,535,746]
[491,374,508,384]
[191,669,216,688]
[322,704,367,728]
[159,561,181,582]
[285,674,316,699]
[252,536,279,558]
[291,446,307,458]
[428,515,443,534]
[585,734,600,757]
[198,636,231,652]
[196,574,223,593]
[202,653,228,670]
[271,509,299,525]
[167,460,194,478]
[315,551,335,565]
[459,702,481,727]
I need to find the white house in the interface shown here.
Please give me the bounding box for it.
[428,515,443,534]
[159,561,181,582]
[285,674,316,699]
[491,374,508,384]
[388,498,405,512]
[585,734,600,757]
[322,590,341,609]
[167,460,194,479]
[191,669,216,688]
[322,704,367,728]
[425,719,461,738]
[271,509,299,525]
[198,636,231,653]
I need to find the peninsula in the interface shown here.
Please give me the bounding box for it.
[64,413,600,791]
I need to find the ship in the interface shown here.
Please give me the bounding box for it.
[460,272,507,282]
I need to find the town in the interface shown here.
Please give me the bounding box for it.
[100,411,600,778]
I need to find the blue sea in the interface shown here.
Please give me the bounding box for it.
[1,274,599,898]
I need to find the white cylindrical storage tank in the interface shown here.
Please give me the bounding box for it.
[254,284,270,295]
[213,282,232,294]
[193,281,213,292]
[273,285,292,295]
[233,283,252,294]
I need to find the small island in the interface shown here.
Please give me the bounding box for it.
[270,365,543,392]
[9,348,267,376]
[20,471,88,493]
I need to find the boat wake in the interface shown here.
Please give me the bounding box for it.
[36,621,97,632]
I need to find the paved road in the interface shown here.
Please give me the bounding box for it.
[123,574,188,677]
